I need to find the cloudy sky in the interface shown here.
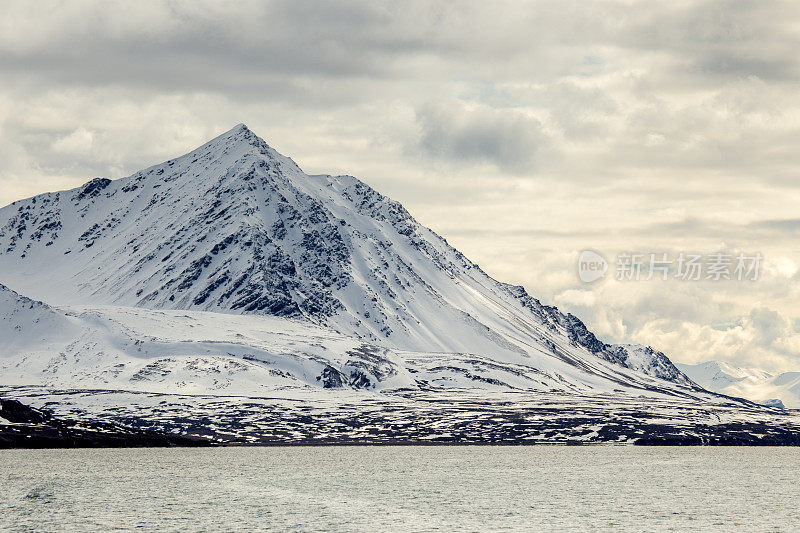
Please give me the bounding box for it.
[3,0,800,372]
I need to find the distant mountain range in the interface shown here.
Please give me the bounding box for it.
[677,361,800,409]
[1,124,798,444]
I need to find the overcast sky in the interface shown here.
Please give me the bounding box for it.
[3,0,800,372]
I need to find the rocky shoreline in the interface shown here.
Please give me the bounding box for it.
[7,387,799,447]
[0,399,212,449]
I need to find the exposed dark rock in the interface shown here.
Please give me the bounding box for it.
[73,177,111,202]
[319,366,345,388]
[0,398,212,449]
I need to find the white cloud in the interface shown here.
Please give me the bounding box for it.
[635,306,800,372]
[51,127,94,155]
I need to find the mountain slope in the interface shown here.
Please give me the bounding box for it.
[0,124,691,395]
[1,283,697,399]
[0,282,78,357]
[0,283,414,395]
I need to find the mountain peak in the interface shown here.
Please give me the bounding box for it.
[224,122,253,140]
[207,122,257,147]
[183,123,303,176]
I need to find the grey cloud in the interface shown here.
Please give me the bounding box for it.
[413,102,548,172]
[4,1,799,91]
[749,219,800,235]
[617,1,800,83]
[745,307,793,345]
[0,1,415,103]
[0,1,522,103]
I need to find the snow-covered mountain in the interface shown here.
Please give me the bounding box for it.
[677,361,800,409]
[0,124,693,398]
[3,124,800,443]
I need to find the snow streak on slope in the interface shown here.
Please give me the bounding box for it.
[0,124,691,395]
[677,361,800,409]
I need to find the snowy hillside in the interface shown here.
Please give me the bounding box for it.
[0,282,410,395]
[0,124,692,395]
[1,282,702,399]
[677,361,800,409]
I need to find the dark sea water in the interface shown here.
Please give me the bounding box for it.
[1,446,798,532]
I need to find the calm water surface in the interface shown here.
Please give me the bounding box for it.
[1,446,798,532]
